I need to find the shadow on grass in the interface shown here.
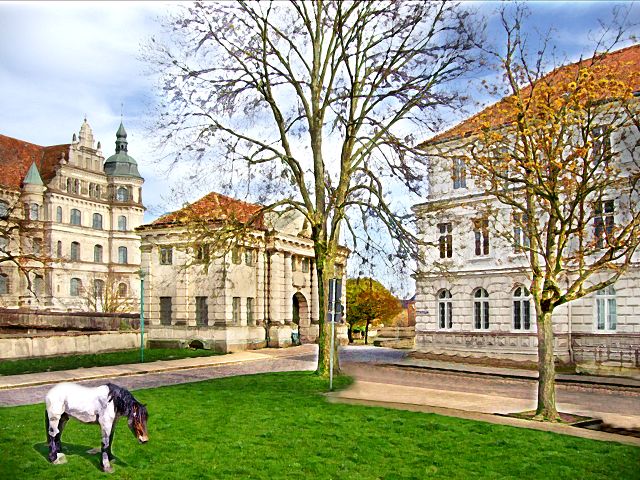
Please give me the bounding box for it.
[33,442,129,472]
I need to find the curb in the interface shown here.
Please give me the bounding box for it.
[383,362,640,390]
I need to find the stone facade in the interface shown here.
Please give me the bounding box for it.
[413,46,640,371]
[137,192,348,353]
[0,120,144,312]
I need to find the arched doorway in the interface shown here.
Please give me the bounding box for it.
[292,292,310,342]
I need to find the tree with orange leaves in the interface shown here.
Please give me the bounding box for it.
[431,10,640,421]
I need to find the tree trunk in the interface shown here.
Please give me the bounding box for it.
[347,326,353,344]
[364,320,370,345]
[535,310,559,421]
[314,244,340,377]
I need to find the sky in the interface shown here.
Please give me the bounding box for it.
[0,1,638,295]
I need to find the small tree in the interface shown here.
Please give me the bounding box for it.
[147,1,480,375]
[346,277,401,344]
[431,9,640,420]
[85,273,136,314]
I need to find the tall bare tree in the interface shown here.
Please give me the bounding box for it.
[430,8,640,420]
[148,1,480,375]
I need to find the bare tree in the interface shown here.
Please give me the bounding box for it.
[429,8,640,420]
[85,272,136,314]
[147,1,480,375]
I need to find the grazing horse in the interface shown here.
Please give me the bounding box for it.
[45,382,148,472]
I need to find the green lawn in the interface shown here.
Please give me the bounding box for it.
[0,348,221,376]
[0,372,637,479]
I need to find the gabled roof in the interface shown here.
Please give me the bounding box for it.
[0,134,70,190]
[146,191,263,229]
[420,43,640,147]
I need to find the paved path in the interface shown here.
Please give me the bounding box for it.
[1,344,639,446]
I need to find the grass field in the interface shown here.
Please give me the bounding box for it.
[0,372,637,479]
[0,348,221,376]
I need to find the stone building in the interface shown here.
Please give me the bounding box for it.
[413,45,640,372]
[0,119,144,311]
[137,192,348,353]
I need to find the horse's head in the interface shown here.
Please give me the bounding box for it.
[128,402,149,444]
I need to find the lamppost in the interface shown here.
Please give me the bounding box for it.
[138,267,148,363]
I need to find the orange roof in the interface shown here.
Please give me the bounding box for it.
[0,134,70,190]
[421,43,640,146]
[149,191,264,228]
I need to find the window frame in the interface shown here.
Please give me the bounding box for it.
[594,200,614,249]
[473,218,490,256]
[70,277,82,297]
[160,297,173,326]
[70,241,80,261]
[159,246,173,265]
[118,246,128,264]
[437,289,453,330]
[246,297,254,325]
[512,286,532,331]
[70,208,82,226]
[93,244,103,263]
[452,158,467,189]
[232,296,241,323]
[595,285,617,331]
[195,296,209,326]
[438,222,453,259]
[92,213,103,230]
[473,288,490,330]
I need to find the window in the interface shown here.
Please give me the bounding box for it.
[513,287,532,330]
[70,208,81,225]
[452,158,467,189]
[56,241,62,257]
[594,200,614,249]
[513,213,530,253]
[70,278,82,296]
[592,126,611,164]
[118,246,128,264]
[89,183,94,197]
[0,201,7,218]
[92,213,103,230]
[29,203,39,220]
[94,279,105,300]
[438,222,453,259]
[246,297,254,325]
[232,247,241,264]
[73,179,80,194]
[116,186,129,202]
[232,296,241,323]
[160,247,173,265]
[437,289,453,329]
[196,296,208,326]
[160,297,172,325]
[473,218,489,256]
[56,206,63,223]
[94,244,103,263]
[66,178,72,192]
[195,244,209,263]
[95,185,101,199]
[473,288,489,330]
[291,255,297,271]
[596,285,616,331]
[118,215,127,231]
[302,258,310,273]
[34,275,44,295]
[118,283,128,297]
[0,274,9,294]
[70,241,80,261]
[244,249,254,266]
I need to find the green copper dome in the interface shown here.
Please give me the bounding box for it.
[104,122,142,178]
[23,162,44,185]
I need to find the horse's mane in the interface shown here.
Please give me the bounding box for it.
[106,383,142,417]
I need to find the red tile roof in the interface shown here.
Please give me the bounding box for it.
[421,43,640,146]
[148,191,264,228]
[0,134,70,190]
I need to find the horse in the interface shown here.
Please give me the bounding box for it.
[45,382,148,473]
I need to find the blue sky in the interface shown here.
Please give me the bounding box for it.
[0,1,637,294]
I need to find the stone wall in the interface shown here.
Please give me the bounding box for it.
[0,308,139,332]
[0,331,141,360]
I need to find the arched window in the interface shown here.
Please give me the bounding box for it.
[70,241,80,261]
[56,241,62,257]
[118,283,128,297]
[0,273,8,294]
[70,278,82,296]
[94,244,103,263]
[118,246,128,264]
[116,186,129,202]
[70,208,81,225]
[29,203,39,220]
[118,215,127,231]
[34,275,44,295]
[94,279,105,299]
[596,285,617,331]
[92,213,103,229]
[437,289,453,329]
[513,287,532,330]
[473,288,489,330]
[56,206,63,223]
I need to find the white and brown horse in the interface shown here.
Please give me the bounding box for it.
[45,382,148,473]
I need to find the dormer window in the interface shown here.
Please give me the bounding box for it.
[452,158,466,189]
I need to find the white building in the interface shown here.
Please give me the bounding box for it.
[0,119,144,311]
[137,192,348,353]
[413,45,640,373]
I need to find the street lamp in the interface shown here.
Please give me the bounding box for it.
[138,267,148,363]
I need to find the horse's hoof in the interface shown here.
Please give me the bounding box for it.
[87,448,101,455]
[103,465,114,474]
[53,453,67,465]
